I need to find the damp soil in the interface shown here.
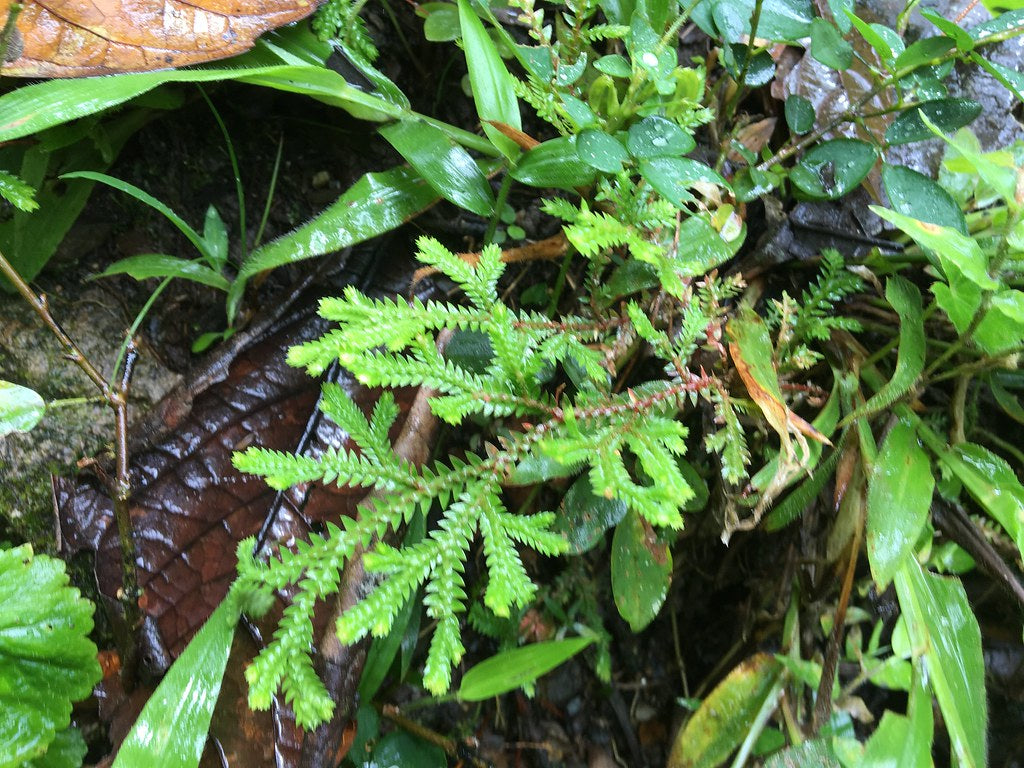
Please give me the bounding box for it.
[2,4,1024,768]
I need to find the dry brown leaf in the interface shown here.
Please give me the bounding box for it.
[0,0,320,77]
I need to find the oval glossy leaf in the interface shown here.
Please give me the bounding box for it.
[98,254,231,291]
[639,157,728,208]
[627,115,695,159]
[703,0,814,43]
[458,636,594,701]
[457,0,521,158]
[366,731,446,768]
[611,509,671,632]
[885,99,982,146]
[0,545,100,768]
[421,2,461,42]
[893,562,986,768]
[576,129,630,172]
[667,653,784,768]
[893,36,955,70]
[867,420,934,589]
[381,120,495,217]
[790,139,878,200]
[881,163,966,235]
[0,380,45,437]
[512,136,598,190]
[810,18,854,70]
[784,94,815,134]
[555,475,628,554]
[112,599,239,768]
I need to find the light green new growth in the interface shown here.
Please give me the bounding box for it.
[231,236,725,725]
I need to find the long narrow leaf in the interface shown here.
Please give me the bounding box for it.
[97,254,230,291]
[380,121,496,217]
[458,0,521,158]
[893,562,986,768]
[61,172,211,262]
[842,276,924,424]
[112,599,239,768]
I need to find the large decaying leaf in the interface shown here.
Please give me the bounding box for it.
[667,653,784,768]
[0,0,322,77]
[0,545,101,768]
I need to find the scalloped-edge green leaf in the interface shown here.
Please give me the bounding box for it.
[381,120,495,217]
[667,653,784,768]
[0,545,101,768]
[0,380,46,437]
[112,599,239,768]
[458,636,594,701]
[25,728,87,768]
[893,562,986,768]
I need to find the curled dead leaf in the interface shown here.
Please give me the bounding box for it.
[0,0,321,77]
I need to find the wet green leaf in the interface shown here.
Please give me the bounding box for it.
[25,728,87,768]
[810,18,854,70]
[667,653,784,768]
[893,36,955,70]
[784,94,815,134]
[0,381,46,437]
[885,99,982,146]
[381,120,495,217]
[611,509,671,631]
[881,163,966,234]
[860,671,932,768]
[842,277,924,424]
[845,10,895,65]
[555,475,628,554]
[0,545,100,768]
[0,170,38,212]
[237,165,442,282]
[676,213,744,276]
[577,129,630,172]
[202,205,229,268]
[98,254,230,291]
[112,599,239,768]
[639,157,729,208]
[421,2,461,42]
[790,139,878,200]
[512,136,598,190]
[866,420,934,589]
[627,116,695,158]
[458,0,521,158]
[458,636,594,700]
[869,207,997,290]
[594,53,632,78]
[920,10,974,51]
[893,562,986,768]
[923,436,1024,561]
[698,0,814,44]
[363,731,446,768]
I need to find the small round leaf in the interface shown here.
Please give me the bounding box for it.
[626,115,696,159]
[885,98,982,146]
[0,380,45,437]
[784,94,814,134]
[576,129,629,172]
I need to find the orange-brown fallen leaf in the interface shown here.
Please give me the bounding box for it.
[0,0,321,77]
